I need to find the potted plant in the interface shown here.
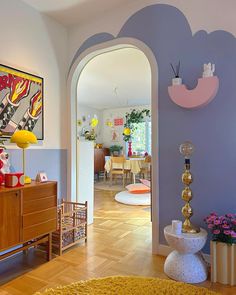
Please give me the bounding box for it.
[109,145,123,156]
[204,212,236,285]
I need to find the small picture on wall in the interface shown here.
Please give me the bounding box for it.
[111,129,119,142]
[0,64,44,139]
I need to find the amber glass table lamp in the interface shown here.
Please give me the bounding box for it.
[10,130,37,184]
[179,141,200,233]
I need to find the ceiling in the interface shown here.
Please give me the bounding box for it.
[77,47,151,110]
[21,0,136,26]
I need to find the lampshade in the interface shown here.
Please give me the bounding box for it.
[10,130,37,149]
[10,130,37,184]
[179,141,194,159]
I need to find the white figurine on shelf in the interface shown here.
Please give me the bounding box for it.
[202,63,215,78]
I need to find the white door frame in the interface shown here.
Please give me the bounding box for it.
[67,37,160,254]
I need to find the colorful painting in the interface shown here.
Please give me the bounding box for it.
[114,118,123,126]
[0,64,43,139]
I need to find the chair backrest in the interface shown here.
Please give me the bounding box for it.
[145,155,152,163]
[111,156,125,170]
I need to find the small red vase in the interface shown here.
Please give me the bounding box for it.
[128,141,132,157]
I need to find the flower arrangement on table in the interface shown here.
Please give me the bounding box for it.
[204,212,236,244]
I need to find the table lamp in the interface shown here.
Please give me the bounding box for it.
[10,130,37,184]
[179,141,200,233]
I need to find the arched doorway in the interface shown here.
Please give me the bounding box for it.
[67,37,159,253]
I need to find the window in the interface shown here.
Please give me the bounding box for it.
[131,121,151,155]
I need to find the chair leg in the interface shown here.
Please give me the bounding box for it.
[123,174,125,187]
[104,171,106,183]
[110,173,112,186]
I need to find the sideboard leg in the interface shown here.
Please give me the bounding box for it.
[47,233,52,261]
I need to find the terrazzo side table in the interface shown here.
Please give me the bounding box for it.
[164,225,208,283]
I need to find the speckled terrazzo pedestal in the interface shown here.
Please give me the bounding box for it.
[164,225,208,283]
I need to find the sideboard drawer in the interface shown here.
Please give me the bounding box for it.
[23,207,57,228]
[23,183,57,202]
[23,219,57,241]
[23,195,57,214]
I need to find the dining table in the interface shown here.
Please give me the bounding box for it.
[104,156,149,183]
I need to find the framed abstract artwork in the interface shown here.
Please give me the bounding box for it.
[0,64,44,139]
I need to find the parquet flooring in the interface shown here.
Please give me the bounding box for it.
[0,188,235,294]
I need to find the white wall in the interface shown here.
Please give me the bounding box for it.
[77,105,102,143]
[1,0,68,149]
[102,105,151,151]
[68,0,236,66]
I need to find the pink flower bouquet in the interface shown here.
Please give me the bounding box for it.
[204,212,236,244]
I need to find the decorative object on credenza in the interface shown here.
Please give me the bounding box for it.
[204,212,236,285]
[5,173,24,187]
[36,171,48,183]
[10,130,37,184]
[0,64,43,139]
[168,63,219,109]
[179,141,200,234]
[170,61,182,85]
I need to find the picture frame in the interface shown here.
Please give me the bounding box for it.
[0,64,44,139]
[36,172,48,183]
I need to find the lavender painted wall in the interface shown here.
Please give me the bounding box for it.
[72,4,236,251]
[8,149,67,200]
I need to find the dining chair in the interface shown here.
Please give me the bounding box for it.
[110,156,127,187]
[140,155,152,180]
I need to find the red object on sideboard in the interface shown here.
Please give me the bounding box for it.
[5,173,24,187]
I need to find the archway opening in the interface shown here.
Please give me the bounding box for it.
[67,38,159,253]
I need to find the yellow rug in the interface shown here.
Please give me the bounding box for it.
[35,276,219,295]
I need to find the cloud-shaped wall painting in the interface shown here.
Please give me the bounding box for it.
[168,76,219,109]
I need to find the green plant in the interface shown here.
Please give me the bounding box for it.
[109,145,123,154]
[123,109,150,142]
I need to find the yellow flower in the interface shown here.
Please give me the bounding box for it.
[123,127,131,136]
[90,118,99,128]
[106,121,113,127]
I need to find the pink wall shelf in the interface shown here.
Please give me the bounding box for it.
[168,76,219,109]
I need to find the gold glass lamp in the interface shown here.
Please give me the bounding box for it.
[179,141,200,234]
[10,130,37,184]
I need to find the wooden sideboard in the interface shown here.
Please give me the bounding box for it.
[94,148,110,180]
[0,181,57,261]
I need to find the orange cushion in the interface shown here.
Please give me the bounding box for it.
[126,183,150,194]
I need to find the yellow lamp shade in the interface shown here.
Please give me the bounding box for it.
[90,118,99,128]
[10,130,37,149]
[123,127,131,136]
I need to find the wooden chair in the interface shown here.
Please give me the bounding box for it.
[140,155,152,180]
[109,156,128,187]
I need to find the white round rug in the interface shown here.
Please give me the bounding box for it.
[115,190,151,206]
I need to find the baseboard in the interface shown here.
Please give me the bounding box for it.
[156,244,172,256]
[156,243,211,265]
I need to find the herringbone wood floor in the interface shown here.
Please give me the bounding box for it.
[0,188,235,294]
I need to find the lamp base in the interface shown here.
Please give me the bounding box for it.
[182,221,200,234]
[24,175,32,184]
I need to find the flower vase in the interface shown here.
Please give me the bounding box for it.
[128,141,132,157]
[211,241,236,285]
